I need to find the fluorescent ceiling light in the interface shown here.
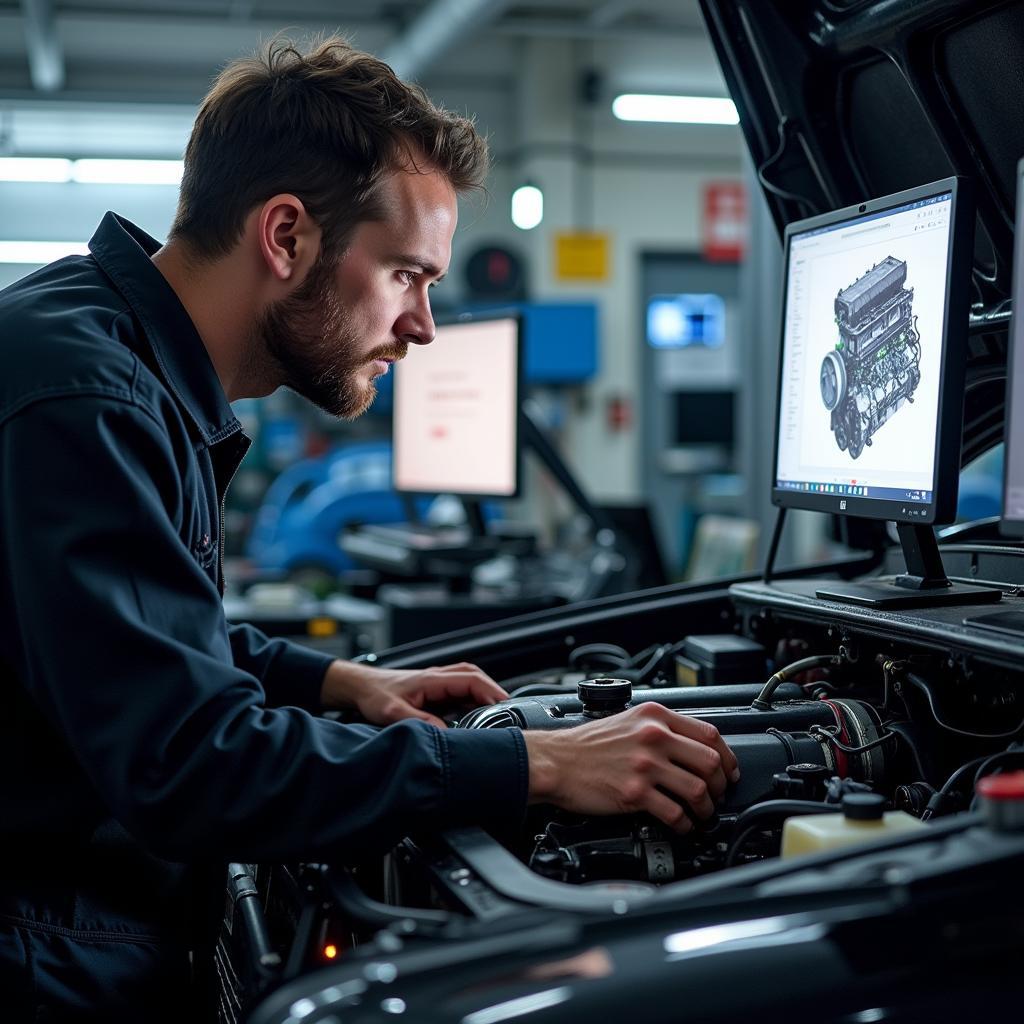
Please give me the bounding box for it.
[72,159,184,185]
[0,156,184,185]
[0,241,90,264]
[511,184,543,230]
[612,94,739,125]
[0,157,73,182]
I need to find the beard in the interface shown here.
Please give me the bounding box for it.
[255,253,405,419]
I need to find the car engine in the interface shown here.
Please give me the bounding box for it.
[820,255,921,459]
[438,633,1021,892]
[456,674,889,885]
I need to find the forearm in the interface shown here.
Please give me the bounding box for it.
[228,622,335,712]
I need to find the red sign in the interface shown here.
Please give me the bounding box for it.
[703,182,747,262]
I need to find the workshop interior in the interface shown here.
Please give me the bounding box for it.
[4,1,1024,1021]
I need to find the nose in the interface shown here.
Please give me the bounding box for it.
[396,289,435,347]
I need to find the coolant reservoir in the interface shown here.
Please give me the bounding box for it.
[781,793,926,859]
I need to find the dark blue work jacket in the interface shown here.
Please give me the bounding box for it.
[0,213,528,1020]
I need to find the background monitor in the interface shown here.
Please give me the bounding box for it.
[772,176,973,526]
[392,313,522,499]
[1001,157,1024,536]
[674,390,735,446]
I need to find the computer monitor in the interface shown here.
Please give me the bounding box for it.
[768,178,999,608]
[1001,157,1024,536]
[392,312,523,499]
[772,176,973,527]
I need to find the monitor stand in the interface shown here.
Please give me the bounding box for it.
[814,522,1002,609]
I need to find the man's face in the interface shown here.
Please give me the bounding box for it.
[258,164,457,418]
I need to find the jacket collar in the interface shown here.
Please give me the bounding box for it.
[88,212,240,445]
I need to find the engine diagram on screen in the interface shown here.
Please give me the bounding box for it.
[819,255,921,460]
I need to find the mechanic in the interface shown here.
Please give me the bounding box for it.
[0,37,739,1021]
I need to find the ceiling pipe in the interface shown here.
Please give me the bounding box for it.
[19,0,64,92]
[492,18,703,41]
[381,0,515,81]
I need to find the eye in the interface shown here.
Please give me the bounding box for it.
[398,269,419,285]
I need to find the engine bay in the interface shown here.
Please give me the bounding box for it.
[402,582,1024,902]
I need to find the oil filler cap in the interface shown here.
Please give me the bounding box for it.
[578,677,632,718]
[977,770,1024,833]
[841,793,886,821]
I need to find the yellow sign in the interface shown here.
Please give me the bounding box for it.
[307,617,338,637]
[554,232,610,282]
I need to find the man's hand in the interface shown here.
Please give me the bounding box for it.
[321,659,509,728]
[524,702,740,833]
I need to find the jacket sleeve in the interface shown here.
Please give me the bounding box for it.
[226,622,334,713]
[0,394,528,862]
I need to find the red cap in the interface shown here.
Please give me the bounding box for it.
[977,771,1024,801]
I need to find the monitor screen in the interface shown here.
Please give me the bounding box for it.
[772,177,972,525]
[392,314,521,498]
[1001,159,1024,536]
[673,390,735,446]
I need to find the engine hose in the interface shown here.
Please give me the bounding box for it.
[752,654,844,711]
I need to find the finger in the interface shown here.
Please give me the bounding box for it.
[438,663,509,698]
[460,672,510,704]
[666,713,740,784]
[418,670,509,705]
[643,789,694,834]
[662,733,727,800]
[655,763,715,820]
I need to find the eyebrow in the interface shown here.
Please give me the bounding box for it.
[394,254,447,282]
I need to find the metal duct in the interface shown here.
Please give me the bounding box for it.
[381,0,514,81]
[19,0,64,92]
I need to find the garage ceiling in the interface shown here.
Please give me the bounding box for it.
[0,1,710,101]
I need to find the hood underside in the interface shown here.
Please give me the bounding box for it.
[699,0,1024,463]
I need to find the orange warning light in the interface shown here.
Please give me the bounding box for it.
[323,944,338,960]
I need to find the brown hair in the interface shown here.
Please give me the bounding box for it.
[169,35,489,263]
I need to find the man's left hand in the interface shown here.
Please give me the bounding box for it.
[321,659,509,728]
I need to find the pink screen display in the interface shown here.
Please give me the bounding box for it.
[392,318,519,496]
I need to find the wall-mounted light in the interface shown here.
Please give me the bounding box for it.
[0,156,184,185]
[511,183,543,230]
[611,94,738,125]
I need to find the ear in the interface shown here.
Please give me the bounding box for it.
[256,193,322,283]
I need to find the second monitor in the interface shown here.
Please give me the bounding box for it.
[392,313,522,500]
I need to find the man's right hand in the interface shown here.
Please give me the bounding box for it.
[523,702,740,834]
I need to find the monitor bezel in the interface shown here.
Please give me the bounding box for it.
[392,309,525,501]
[999,158,1024,537]
[770,175,974,526]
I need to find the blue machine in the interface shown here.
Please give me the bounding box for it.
[245,442,503,576]
[245,442,424,575]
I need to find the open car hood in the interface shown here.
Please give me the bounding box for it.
[699,0,1023,463]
